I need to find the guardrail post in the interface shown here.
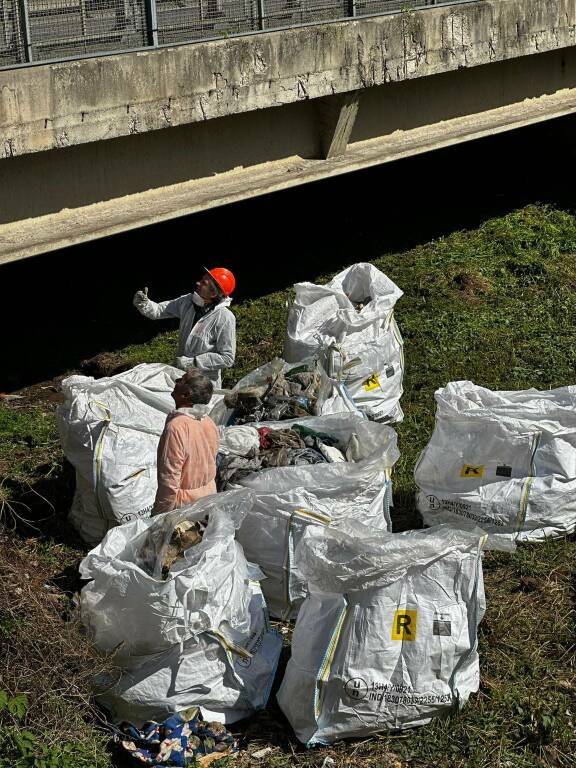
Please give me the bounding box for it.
[17,0,33,62]
[144,0,159,47]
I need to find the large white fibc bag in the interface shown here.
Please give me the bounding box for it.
[57,364,181,545]
[277,523,486,745]
[96,582,280,726]
[284,263,404,423]
[80,489,282,726]
[233,413,399,619]
[415,381,576,545]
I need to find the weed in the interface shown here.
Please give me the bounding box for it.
[0,690,109,768]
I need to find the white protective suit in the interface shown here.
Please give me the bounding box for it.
[136,294,236,388]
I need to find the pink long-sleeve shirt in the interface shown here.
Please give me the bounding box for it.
[153,408,219,515]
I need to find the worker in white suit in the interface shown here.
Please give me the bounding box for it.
[133,267,236,388]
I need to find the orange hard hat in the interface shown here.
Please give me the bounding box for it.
[205,267,236,296]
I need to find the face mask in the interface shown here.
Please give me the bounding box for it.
[192,291,205,307]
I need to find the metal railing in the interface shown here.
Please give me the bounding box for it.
[0,0,460,69]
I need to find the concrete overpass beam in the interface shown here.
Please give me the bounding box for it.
[1,0,576,263]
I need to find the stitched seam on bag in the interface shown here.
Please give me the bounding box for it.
[92,401,112,522]
[283,510,331,620]
[516,432,541,535]
[314,598,349,720]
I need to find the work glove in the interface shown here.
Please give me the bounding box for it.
[133,287,149,309]
[175,355,196,371]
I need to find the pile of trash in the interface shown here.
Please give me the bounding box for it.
[277,523,487,744]
[214,263,406,427]
[217,421,353,489]
[284,263,405,423]
[222,359,321,423]
[158,518,208,578]
[231,414,399,618]
[415,381,576,544]
[114,708,238,766]
[80,490,282,726]
[134,515,211,581]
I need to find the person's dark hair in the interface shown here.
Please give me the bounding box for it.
[183,368,213,404]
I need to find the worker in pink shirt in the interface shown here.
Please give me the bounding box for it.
[153,368,219,515]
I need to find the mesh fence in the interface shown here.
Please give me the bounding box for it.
[0,0,466,67]
[156,0,259,46]
[263,0,348,29]
[27,0,148,61]
[0,0,27,65]
[355,0,436,16]
[155,0,353,45]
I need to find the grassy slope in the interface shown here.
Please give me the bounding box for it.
[0,204,575,767]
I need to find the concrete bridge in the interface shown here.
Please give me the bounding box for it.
[0,0,575,265]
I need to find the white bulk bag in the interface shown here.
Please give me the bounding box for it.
[277,523,486,744]
[80,489,282,726]
[415,381,576,544]
[57,363,181,545]
[94,582,279,726]
[284,263,404,423]
[231,413,399,619]
[58,363,225,545]
[80,490,253,656]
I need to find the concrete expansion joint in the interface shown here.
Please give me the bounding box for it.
[3,139,15,158]
[488,34,498,60]
[297,75,309,99]
[516,20,524,41]
[128,116,139,134]
[161,103,172,126]
[197,96,208,120]
[441,12,471,57]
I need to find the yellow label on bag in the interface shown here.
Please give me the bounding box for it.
[363,373,380,391]
[391,610,417,641]
[460,464,484,478]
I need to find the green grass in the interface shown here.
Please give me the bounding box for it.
[0,408,60,483]
[0,690,111,768]
[0,203,575,767]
